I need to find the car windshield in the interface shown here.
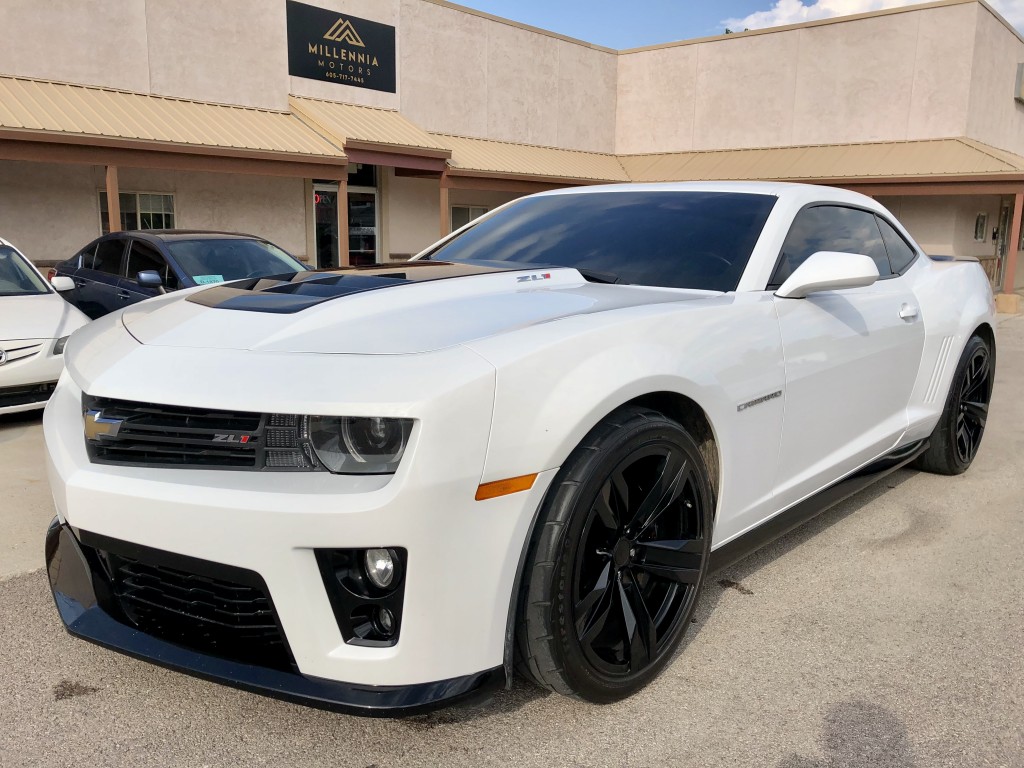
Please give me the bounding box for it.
[0,245,50,297]
[422,191,777,292]
[165,238,306,284]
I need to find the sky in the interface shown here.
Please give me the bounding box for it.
[454,0,1024,49]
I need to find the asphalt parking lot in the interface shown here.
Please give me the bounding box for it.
[1,316,1022,768]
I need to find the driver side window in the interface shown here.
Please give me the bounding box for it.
[770,205,892,288]
[125,240,179,290]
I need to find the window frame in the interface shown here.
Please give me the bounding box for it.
[450,205,490,232]
[124,237,182,290]
[87,236,129,276]
[98,190,177,234]
[766,201,920,290]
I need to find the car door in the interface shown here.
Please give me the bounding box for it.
[770,204,926,509]
[75,237,128,318]
[119,238,181,304]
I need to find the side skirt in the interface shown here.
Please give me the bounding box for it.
[709,439,929,573]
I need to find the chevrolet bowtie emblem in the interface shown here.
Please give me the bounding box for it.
[84,409,123,440]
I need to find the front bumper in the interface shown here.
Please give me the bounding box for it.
[44,340,558,714]
[46,519,505,716]
[0,338,61,414]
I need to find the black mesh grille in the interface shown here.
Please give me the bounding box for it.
[83,395,318,471]
[0,381,57,409]
[85,535,295,672]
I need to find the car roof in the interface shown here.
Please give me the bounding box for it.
[118,230,266,242]
[532,180,881,212]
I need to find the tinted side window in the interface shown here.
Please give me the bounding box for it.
[125,240,179,289]
[771,205,891,287]
[77,244,97,270]
[876,216,917,274]
[92,239,126,275]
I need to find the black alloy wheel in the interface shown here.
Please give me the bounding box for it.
[915,333,994,476]
[517,407,714,702]
[953,343,991,465]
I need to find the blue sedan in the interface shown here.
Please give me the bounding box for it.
[51,230,307,319]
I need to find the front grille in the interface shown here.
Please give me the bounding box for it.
[0,339,45,364]
[83,395,319,471]
[0,381,57,409]
[83,533,295,672]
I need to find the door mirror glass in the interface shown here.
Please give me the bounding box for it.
[51,276,76,292]
[775,251,879,299]
[136,270,164,289]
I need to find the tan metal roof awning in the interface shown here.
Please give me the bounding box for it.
[0,76,347,172]
[620,138,1024,183]
[289,96,450,170]
[434,133,630,184]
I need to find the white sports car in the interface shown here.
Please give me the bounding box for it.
[0,238,90,415]
[43,182,995,715]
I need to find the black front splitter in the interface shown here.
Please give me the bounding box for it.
[45,520,505,717]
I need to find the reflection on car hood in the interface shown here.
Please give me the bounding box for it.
[121,263,717,354]
[0,292,90,341]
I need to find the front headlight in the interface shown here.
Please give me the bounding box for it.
[310,416,413,474]
[52,336,70,356]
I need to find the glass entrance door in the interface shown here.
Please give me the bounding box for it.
[348,190,377,266]
[313,183,339,269]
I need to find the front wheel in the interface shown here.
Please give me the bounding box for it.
[516,407,714,702]
[914,334,993,475]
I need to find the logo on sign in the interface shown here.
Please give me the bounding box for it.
[323,18,365,46]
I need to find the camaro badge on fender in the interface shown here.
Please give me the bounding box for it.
[737,390,783,412]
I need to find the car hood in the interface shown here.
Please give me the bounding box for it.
[0,292,90,341]
[121,263,716,355]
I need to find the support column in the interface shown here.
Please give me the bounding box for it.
[105,165,121,232]
[1002,190,1023,294]
[439,169,451,239]
[338,175,350,267]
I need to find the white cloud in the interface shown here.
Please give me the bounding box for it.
[722,0,1024,34]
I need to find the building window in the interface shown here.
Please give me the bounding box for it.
[974,213,988,242]
[451,206,488,231]
[99,191,175,234]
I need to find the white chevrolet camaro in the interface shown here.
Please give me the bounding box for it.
[43,182,995,715]
[0,238,90,415]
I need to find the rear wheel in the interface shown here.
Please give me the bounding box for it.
[914,334,993,475]
[516,407,713,702]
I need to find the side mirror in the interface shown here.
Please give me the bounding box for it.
[775,251,879,299]
[51,276,76,292]
[136,270,166,294]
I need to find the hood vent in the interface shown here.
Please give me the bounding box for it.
[186,262,518,314]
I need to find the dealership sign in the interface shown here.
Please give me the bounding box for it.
[286,1,396,93]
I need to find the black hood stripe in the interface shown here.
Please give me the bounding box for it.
[186,262,531,314]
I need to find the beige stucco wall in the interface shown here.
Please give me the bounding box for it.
[387,173,439,258]
[0,165,307,263]
[616,2,978,155]
[0,0,151,93]
[0,162,100,263]
[878,194,1002,259]
[398,0,617,151]
[965,5,1024,156]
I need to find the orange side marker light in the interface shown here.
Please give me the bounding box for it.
[475,473,538,501]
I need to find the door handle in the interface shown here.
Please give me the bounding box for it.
[117,290,131,300]
[899,303,919,320]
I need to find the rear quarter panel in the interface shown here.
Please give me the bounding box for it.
[903,256,997,442]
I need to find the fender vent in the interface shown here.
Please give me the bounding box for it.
[924,336,954,403]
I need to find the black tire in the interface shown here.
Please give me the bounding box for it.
[515,406,714,702]
[914,334,993,476]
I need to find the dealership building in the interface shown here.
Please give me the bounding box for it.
[1,0,1024,306]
